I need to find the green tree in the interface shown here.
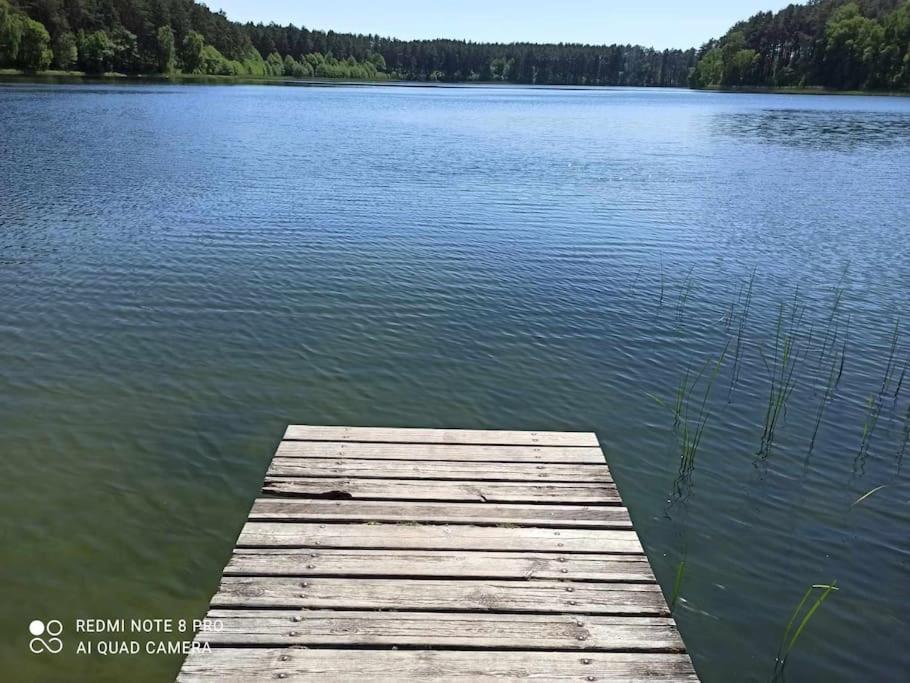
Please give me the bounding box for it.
[304,52,324,74]
[79,30,115,73]
[727,48,758,85]
[489,56,511,80]
[875,0,910,87]
[691,0,910,92]
[17,18,52,71]
[239,45,268,76]
[0,0,23,66]
[282,53,312,77]
[265,50,283,75]
[52,31,77,70]
[823,3,885,88]
[156,26,175,73]
[690,47,723,87]
[200,43,235,74]
[717,31,759,85]
[368,52,385,71]
[111,26,139,72]
[886,2,910,86]
[181,30,204,73]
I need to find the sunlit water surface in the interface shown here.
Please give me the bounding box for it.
[1,83,909,681]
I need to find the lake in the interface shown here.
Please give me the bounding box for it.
[1,83,908,681]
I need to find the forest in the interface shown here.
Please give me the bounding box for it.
[691,0,910,90]
[1,0,908,91]
[0,0,694,84]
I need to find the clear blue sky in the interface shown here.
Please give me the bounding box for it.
[209,1,793,50]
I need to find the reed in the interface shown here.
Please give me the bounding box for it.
[728,268,755,396]
[648,355,712,433]
[816,263,848,368]
[856,393,882,465]
[655,343,729,510]
[670,555,687,612]
[808,320,848,456]
[773,582,838,680]
[758,297,807,459]
[646,373,687,430]
[852,484,886,507]
[673,370,690,430]
[857,321,901,463]
[722,288,737,333]
[676,266,695,322]
[898,404,910,471]
[658,257,666,314]
[630,264,643,296]
[894,358,907,400]
[881,320,901,394]
[678,342,729,475]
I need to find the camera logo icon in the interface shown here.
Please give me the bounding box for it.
[28,619,63,654]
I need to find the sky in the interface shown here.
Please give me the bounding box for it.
[208,1,795,50]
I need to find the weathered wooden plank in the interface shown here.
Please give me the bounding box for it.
[276,440,606,464]
[248,499,632,528]
[199,610,685,651]
[284,425,599,447]
[177,425,698,682]
[178,649,697,682]
[268,458,611,483]
[237,522,643,554]
[211,577,668,615]
[225,548,657,581]
[263,477,621,504]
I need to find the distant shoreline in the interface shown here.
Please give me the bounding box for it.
[0,70,679,91]
[699,84,910,98]
[1,70,907,97]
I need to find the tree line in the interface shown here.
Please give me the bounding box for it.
[5,0,905,91]
[0,0,695,85]
[0,0,388,77]
[691,0,910,90]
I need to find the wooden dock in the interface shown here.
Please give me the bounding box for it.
[177,426,697,681]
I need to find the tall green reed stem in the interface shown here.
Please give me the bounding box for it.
[773,582,838,680]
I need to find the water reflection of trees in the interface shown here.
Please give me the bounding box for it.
[713,109,910,150]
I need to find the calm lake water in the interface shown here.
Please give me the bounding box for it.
[1,83,909,681]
